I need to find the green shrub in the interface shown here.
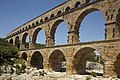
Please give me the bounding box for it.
[16,69,21,75]
[86,76,91,80]
[91,72,97,77]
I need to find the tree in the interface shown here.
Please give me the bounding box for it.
[0,38,18,66]
[88,52,96,62]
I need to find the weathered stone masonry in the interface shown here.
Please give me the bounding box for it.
[7,0,120,78]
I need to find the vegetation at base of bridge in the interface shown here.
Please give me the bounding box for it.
[0,38,19,66]
[0,38,27,75]
[88,52,104,65]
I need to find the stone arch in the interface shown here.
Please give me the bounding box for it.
[50,14,54,18]
[32,27,46,45]
[36,21,39,25]
[29,25,31,28]
[21,52,27,61]
[74,8,105,40]
[65,6,71,12]
[73,45,104,74]
[49,49,66,72]
[114,53,120,78]
[22,28,24,31]
[57,10,62,15]
[30,51,43,69]
[75,1,81,8]
[32,23,35,27]
[45,17,48,21]
[22,32,29,48]
[9,38,13,44]
[15,36,20,49]
[40,19,43,23]
[50,19,69,45]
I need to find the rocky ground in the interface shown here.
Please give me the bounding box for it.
[0,62,120,80]
[0,69,120,80]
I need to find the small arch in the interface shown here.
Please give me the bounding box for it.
[21,52,27,61]
[75,1,81,8]
[36,21,39,25]
[49,50,66,72]
[45,17,48,21]
[57,10,62,15]
[30,51,43,69]
[9,38,13,44]
[17,31,19,34]
[50,14,54,18]
[40,19,43,23]
[32,23,35,27]
[65,6,71,12]
[29,25,31,28]
[20,29,22,32]
[25,26,28,30]
[22,28,24,31]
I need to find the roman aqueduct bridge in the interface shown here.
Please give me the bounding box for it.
[6,0,120,78]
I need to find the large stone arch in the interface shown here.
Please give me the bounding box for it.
[48,49,66,72]
[21,52,27,61]
[49,19,69,45]
[74,8,105,38]
[30,51,43,69]
[73,45,104,74]
[32,27,46,44]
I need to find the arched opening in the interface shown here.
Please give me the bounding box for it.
[29,25,31,28]
[22,33,29,49]
[49,50,66,72]
[45,17,48,21]
[40,19,43,23]
[9,38,13,44]
[36,21,39,25]
[30,51,43,69]
[65,6,71,12]
[73,47,104,76]
[32,23,35,27]
[50,14,54,18]
[50,20,68,45]
[32,28,46,48]
[57,10,62,15]
[114,53,120,78]
[15,36,20,49]
[75,1,81,8]
[75,9,105,42]
[21,52,27,61]
[22,28,24,31]
[20,29,22,32]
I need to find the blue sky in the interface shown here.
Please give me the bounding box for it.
[0,0,105,45]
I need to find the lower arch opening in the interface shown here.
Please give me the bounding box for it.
[30,51,43,69]
[49,50,66,72]
[73,47,104,76]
